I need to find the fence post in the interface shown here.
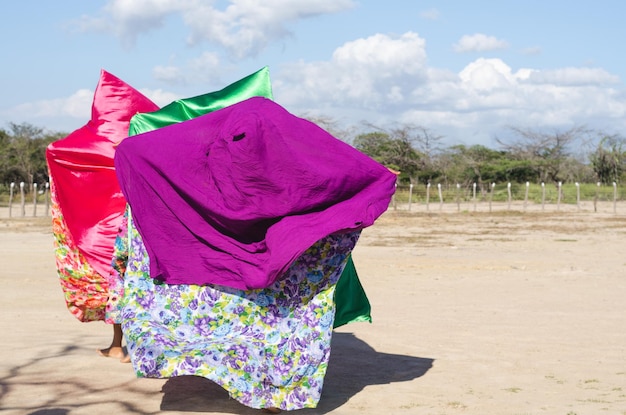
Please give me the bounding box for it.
[32,183,38,217]
[437,183,443,211]
[613,182,617,214]
[408,183,413,211]
[426,183,430,211]
[473,182,477,212]
[8,182,15,218]
[507,182,512,210]
[489,183,495,212]
[45,182,50,216]
[575,182,580,211]
[524,182,529,212]
[594,182,600,213]
[456,183,460,212]
[541,182,545,211]
[557,181,562,211]
[20,182,25,217]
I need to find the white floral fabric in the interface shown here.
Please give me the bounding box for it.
[119,212,359,410]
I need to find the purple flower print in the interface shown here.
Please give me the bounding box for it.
[137,291,155,309]
[178,355,202,372]
[301,306,320,327]
[193,316,213,336]
[122,226,357,410]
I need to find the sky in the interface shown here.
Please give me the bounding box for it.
[2,0,626,148]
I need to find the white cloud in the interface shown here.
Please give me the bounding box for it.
[73,0,193,48]
[412,60,626,143]
[458,58,517,91]
[181,0,356,58]
[8,89,93,119]
[274,34,626,145]
[332,32,426,73]
[453,33,509,53]
[0,89,96,133]
[276,31,428,113]
[75,0,356,57]
[524,67,620,86]
[0,86,185,134]
[152,52,224,85]
[12,14,626,146]
[138,88,181,107]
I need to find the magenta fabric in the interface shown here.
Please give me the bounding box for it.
[114,97,396,289]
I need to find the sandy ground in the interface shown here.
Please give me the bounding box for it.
[1,203,625,415]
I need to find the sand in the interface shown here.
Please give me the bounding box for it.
[1,203,625,415]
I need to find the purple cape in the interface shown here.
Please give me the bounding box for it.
[114,97,396,289]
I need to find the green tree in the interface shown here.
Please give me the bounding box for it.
[496,125,588,184]
[353,123,447,184]
[589,134,625,184]
[353,129,422,183]
[0,122,61,185]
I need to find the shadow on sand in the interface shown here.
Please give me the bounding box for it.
[160,332,433,413]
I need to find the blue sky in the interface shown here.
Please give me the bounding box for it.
[2,0,625,147]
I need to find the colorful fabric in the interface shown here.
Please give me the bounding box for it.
[128,66,273,136]
[115,96,397,289]
[333,255,372,326]
[104,209,129,324]
[120,212,360,410]
[46,70,157,322]
[125,66,372,326]
[46,70,159,280]
[50,180,109,322]
[48,68,275,321]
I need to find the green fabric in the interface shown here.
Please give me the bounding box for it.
[129,66,274,136]
[128,65,372,328]
[333,254,372,327]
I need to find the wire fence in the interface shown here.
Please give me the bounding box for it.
[2,182,50,218]
[391,181,624,215]
[1,180,625,218]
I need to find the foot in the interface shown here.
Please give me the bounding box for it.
[97,346,127,361]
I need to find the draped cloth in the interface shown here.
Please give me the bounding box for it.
[129,66,273,136]
[119,211,361,410]
[115,96,397,290]
[114,92,395,411]
[106,67,275,324]
[126,67,372,326]
[46,70,159,321]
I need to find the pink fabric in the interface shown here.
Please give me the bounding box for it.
[46,70,159,277]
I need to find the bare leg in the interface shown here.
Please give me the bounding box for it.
[97,324,130,362]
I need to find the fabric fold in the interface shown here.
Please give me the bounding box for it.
[124,66,372,325]
[46,69,159,321]
[115,96,396,289]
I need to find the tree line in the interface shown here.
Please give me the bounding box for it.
[349,123,625,191]
[0,120,624,197]
[0,123,63,188]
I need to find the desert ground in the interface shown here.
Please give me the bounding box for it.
[1,202,625,415]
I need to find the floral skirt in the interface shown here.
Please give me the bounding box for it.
[120,212,360,410]
[50,181,110,322]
